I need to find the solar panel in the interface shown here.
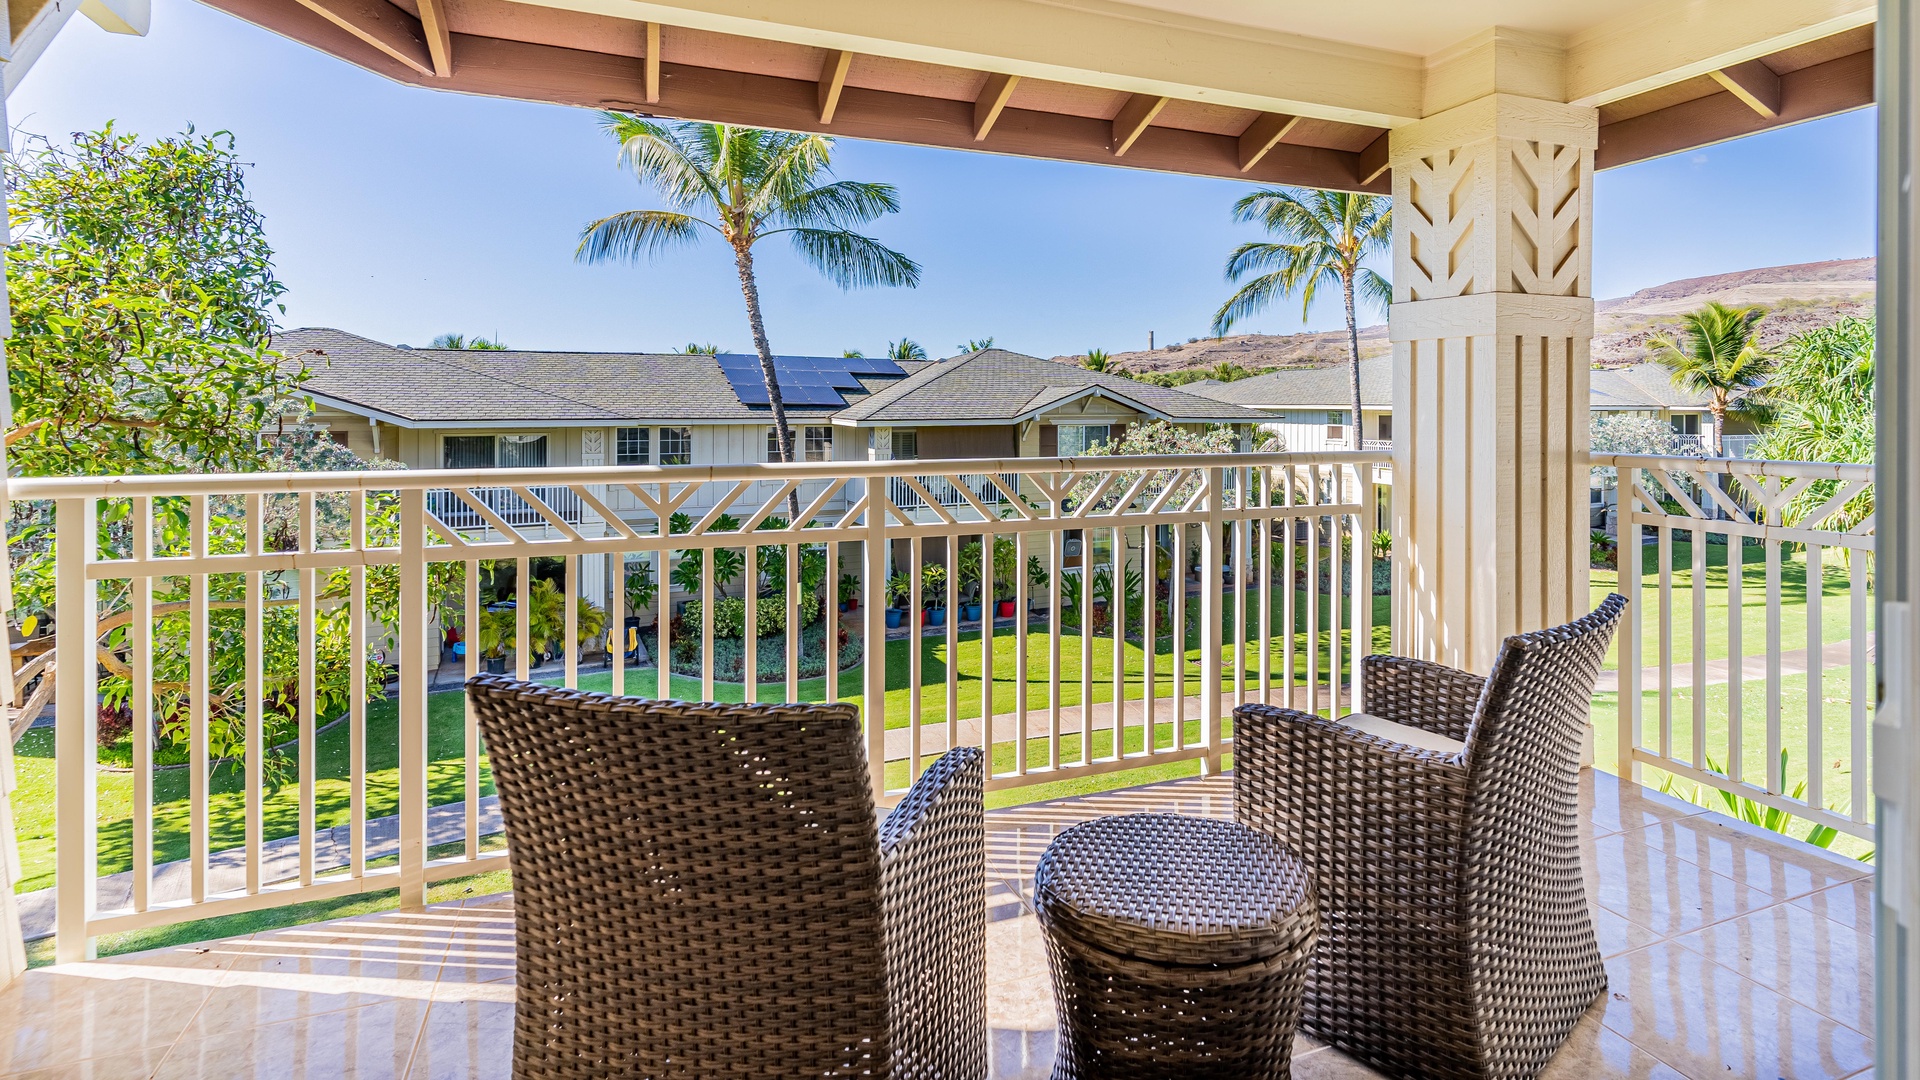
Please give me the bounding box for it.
[713,352,908,408]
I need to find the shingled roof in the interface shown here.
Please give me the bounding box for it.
[1185,358,1712,412]
[278,328,926,425]
[830,349,1269,426]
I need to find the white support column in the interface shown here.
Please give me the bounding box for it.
[579,428,608,610]
[869,427,895,583]
[1388,92,1596,674]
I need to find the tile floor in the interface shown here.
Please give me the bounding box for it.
[0,771,1876,1079]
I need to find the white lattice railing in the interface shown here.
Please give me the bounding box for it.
[1595,453,1875,841]
[17,451,1383,959]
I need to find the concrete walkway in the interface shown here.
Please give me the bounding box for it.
[1592,634,1873,693]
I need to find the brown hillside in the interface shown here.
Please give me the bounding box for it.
[1055,258,1872,375]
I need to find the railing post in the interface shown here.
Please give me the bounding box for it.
[864,482,890,797]
[1617,469,1642,782]
[397,488,429,909]
[1199,466,1226,774]
[54,497,98,963]
[1351,461,1372,717]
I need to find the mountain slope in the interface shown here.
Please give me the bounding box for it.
[1056,257,1871,374]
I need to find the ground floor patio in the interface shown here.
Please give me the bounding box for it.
[0,768,1873,1079]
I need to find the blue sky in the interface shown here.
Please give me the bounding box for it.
[11,0,1878,359]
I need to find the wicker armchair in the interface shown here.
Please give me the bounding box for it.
[466,675,986,1080]
[1232,594,1628,1080]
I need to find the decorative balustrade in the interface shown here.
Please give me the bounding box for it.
[1592,453,1875,842]
[16,451,1383,960]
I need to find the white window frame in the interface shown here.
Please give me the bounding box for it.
[615,426,650,465]
[1055,424,1111,458]
[658,426,692,466]
[442,433,550,470]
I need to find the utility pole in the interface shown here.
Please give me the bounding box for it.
[1149,330,1155,350]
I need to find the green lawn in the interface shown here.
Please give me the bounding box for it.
[10,587,1388,895]
[1592,538,1868,671]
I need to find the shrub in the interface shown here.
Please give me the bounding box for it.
[680,594,824,639]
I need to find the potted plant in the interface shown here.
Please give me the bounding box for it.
[923,563,948,626]
[839,570,860,612]
[992,535,1020,618]
[885,571,912,628]
[477,608,516,674]
[625,563,657,618]
[957,542,984,622]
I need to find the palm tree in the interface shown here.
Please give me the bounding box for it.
[1082,348,1111,372]
[1647,301,1775,457]
[888,338,927,361]
[429,333,507,350]
[843,348,866,359]
[1210,189,1390,448]
[958,337,995,354]
[676,342,721,355]
[579,116,921,473]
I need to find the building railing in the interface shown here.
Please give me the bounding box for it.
[1592,453,1874,842]
[17,451,1384,960]
[424,484,585,530]
[886,471,1020,511]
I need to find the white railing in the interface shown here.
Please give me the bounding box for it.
[18,451,1383,960]
[886,471,1019,511]
[425,483,584,529]
[1595,453,1874,841]
[1360,439,1393,452]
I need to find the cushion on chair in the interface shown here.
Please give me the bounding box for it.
[1336,712,1466,754]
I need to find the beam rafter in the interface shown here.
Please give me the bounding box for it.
[817,48,853,124]
[645,21,661,103]
[416,0,452,76]
[1235,111,1300,172]
[972,71,1019,141]
[1709,59,1782,117]
[1111,94,1168,157]
[289,0,433,77]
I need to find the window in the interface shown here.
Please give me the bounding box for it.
[443,434,549,470]
[1672,414,1700,435]
[659,427,692,465]
[765,426,832,462]
[1325,411,1347,440]
[892,429,918,460]
[1376,415,1392,441]
[616,427,649,465]
[1055,424,1111,458]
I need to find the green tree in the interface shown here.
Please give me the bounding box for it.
[1210,189,1390,450]
[1647,301,1775,457]
[888,338,927,361]
[1082,348,1111,372]
[428,333,507,350]
[1753,316,1874,531]
[6,126,304,477]
[958,337,996,353]
[577,116,920,481]
[676,342,721,355]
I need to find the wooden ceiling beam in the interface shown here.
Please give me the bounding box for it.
[1708,59,1783,117]
[1599,47,1871,168]
[972,72,1019,141]
[1111,94,1168,157]
[645,21,661,103]
[817,49,853,124]
[1355,130,1390,185]
[1235,112,1301,172]
[416,0,452,77]
[288,0,433,77]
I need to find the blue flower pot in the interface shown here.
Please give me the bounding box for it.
[962,603,982,622]
[885,608,905,629]
[928,607,946,627]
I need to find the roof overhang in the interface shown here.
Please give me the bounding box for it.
[194,0,1872,191]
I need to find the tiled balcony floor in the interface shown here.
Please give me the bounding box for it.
[0,770,1876,1079]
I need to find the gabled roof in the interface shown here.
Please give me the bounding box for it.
[830,349,1269,426]
[278,328,927,425]
[1185,358,1393,409]
[1183,358,1713,412]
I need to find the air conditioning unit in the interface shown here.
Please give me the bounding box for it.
[1064,538,1084,557]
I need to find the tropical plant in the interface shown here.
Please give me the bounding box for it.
[1210,189,1390,450]
[1647,301,1775,457]
[6,125,304,477]
[838,570,861,604]
[625,561,658,614]
[957,541,984,599]
[676,342,721,354]
[1688,752,1850,852]
[922,562,948,607]
[577,116,921,507]
[525,578,608,656]
[1590,530,1617,570]
[1081,348,1111,372]
[1059,569,1084,625]
[888,338,927,361]
[843,348,865,358]
[958,337,995,353]
[428,333,507,350]
[992,536,1020,601]
[1753,316,1875,533]
[667,511,745,596]
[1027,554,1050,591]
[1371,530,1392,560]
[886,571,913,608]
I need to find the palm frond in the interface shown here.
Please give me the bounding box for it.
[575,210,708,264]
[786,228,923,289]
[777,180,903,229]
[1355,267,1393,312]
[1211,272,1292,336]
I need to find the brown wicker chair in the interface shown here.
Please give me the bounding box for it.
[1232,594,1628,1080]
[466,675,986,1080]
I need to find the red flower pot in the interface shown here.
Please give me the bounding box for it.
[996,599,1017,618]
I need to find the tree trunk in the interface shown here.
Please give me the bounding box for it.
[1342,273,1364,450]
[732,241,803,520]
[1709,398,1727,458]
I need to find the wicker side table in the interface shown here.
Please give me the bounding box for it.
[1033,813,1318,1080]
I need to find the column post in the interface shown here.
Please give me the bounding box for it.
[1387,92,1597,674]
